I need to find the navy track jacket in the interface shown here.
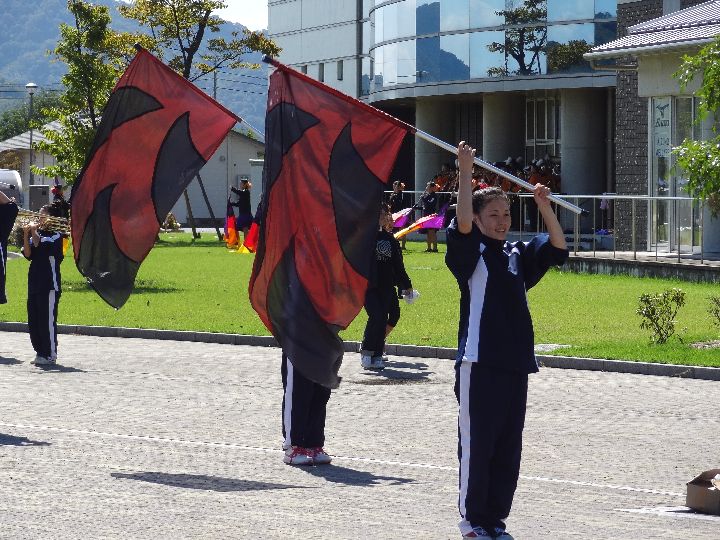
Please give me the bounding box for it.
[445,219,569,374]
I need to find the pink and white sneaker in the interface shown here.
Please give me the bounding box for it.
[283,446,313,466]
[310,447,332,465]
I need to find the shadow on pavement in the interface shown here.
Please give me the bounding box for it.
[110,472,301,492]
[0,356,22,365]
[0,433,51,446]
[34,364,86,373]
[352,361,433,385]
[301,464,415,486]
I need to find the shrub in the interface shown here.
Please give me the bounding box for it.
[709,295,720,331]
[637,288,686,344]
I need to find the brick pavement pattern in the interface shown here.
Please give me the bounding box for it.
[0,331,718,539]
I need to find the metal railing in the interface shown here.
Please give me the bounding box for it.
[387,191,714,264]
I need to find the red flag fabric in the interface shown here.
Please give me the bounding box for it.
[242,221,259,253]
[71,47,239,308]
[249,59,412,388]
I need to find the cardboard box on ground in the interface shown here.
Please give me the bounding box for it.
[686,469,720,515]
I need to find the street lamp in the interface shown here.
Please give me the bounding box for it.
[25,82,38,186]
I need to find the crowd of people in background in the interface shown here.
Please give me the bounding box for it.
[385,154,563,238]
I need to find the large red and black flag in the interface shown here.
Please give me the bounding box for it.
[249,58,412,388]
[71,47,239,308]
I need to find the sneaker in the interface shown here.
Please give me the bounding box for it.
[31,355,51,366]
[310,447,332,465]
[493,529,514,539]
[283,446,313,466]
[371,355,385,370]
[360,354,375,369]
[462,527,493,538]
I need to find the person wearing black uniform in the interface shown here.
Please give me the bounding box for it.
[22,202,65,366]
[446,142,568,539]
[387,181,411,250]
[360,204,413,370]
[415,181,439,252]
[0,190,19,304]
[230,179,253,237]
[281,353,333,466]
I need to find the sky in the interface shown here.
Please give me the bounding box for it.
[215,0,268,31]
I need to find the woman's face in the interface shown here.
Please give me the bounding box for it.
[475,198,511,240]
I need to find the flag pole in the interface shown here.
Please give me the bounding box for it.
[262,55,584,215]
[414,130,584,215]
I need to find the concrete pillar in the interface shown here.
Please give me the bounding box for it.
[560,88,607,195]
[415,97,456,188]
[481,93,525,163]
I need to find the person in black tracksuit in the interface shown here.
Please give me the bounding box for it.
[415,181,440,252]
[445,142,568,540]
[360,204,413,370]
[387,181,411,250]
[22,203,65,366]
[281,353,332,466]
[0,190,19,304]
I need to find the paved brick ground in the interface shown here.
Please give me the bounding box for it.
[0,331,718,539]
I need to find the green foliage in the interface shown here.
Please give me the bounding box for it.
[487,0,547,77]
[118,0,280,80]
[33,0,144,185]
[0,91,63,141]
[546,40,592,73]
[3,241,720,366]
[708,295,720,330]
[636,288,686,344]
[673,35,720,216]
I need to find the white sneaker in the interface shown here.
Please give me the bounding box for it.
[371,356,386,370]
[360,354,375,369]
[310,447,332,465]
[283,446,313,466]
[31,355,51,366]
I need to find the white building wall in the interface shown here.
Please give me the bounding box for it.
[171,132,264,223]
[638,53,702,98]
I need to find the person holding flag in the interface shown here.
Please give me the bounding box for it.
[446,142,568,539]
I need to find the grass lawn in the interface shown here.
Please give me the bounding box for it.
[3,233,719,367]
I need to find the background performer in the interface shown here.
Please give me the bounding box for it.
[22,202,66,366]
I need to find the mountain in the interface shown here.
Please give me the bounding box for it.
[0,0,269,132]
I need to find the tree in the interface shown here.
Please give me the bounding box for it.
[487,0,547,77]
[0,91,63,142]
[546,40,592,73]
[33,0,146,185]
[117,0,280,81]
[673,36,720,216]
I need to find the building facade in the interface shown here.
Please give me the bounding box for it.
[588,0,719,253]
[269,1,619,216]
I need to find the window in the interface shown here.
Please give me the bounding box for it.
[337,60,344,80]
[300,65,308,74]
[318,62,325,82]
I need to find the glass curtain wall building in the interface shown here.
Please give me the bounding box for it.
[359,0,617,204]
[269,1,618,213]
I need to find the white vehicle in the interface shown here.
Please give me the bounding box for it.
[0,169,22,205]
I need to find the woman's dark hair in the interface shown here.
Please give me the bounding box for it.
[471,186,510,215]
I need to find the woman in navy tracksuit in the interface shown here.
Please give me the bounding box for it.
[445,142,568,539]
[22,202,65,366]
[360,204,413,370]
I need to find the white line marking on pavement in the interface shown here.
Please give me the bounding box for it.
[618,506,720,521]
[0,422,684,498]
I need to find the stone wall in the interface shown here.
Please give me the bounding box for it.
[614,1,662,249]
